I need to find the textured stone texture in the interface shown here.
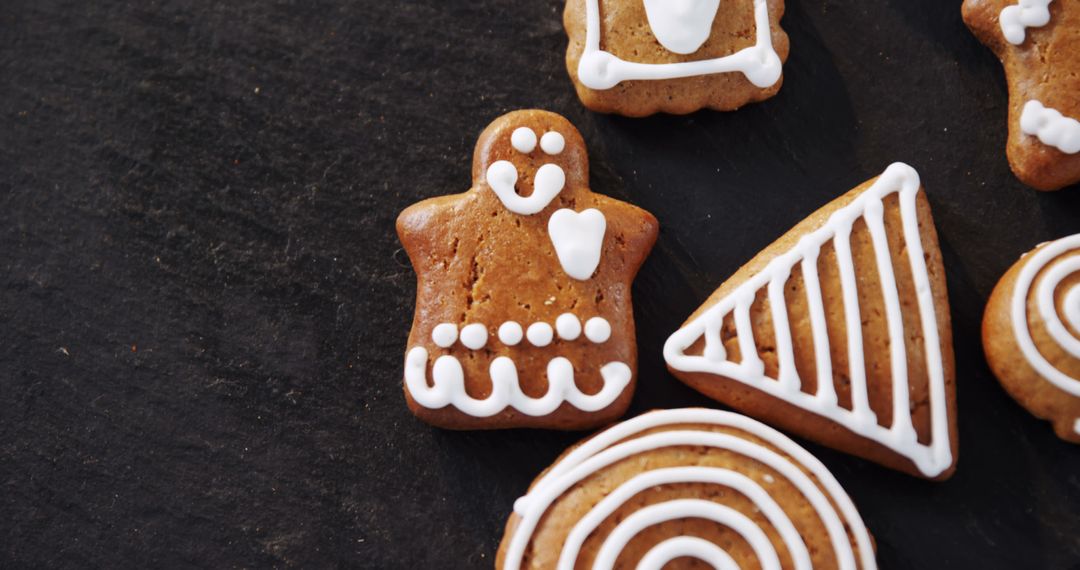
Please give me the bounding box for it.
[0,0,1079,568]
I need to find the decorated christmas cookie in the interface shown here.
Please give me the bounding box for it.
[963,0,1080,190]
[564,0,789,116]
[397,110,658,430]
[983,235,1080,442]
[665,164,958,479]
[498,408,877,569]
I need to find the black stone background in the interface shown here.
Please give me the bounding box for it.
[1,0,1079,568]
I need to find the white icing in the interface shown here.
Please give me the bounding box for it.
[597,500,781,570]
[431,323,457,348]
[405,347,631,416]
[548,208,606,280]
[510,127,537,153]
[527,322,554,347]
[561,467,808,570]
[555,313,582,340]
[637,536,739,570]
[485,161,564,215]
[664,163,953,478]
[1020,100,1080,154]
[1075,418,1080,435]
[504,408,876,570]
[498,321,524,346]
[578,0,782,90]
[459,323,488,350]
[1010,233,1080,397]
[999,0,1053,45]
[540,131,565,155]
[642,0,721,55]
[584,317,612,343]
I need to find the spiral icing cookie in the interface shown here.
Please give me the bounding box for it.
[962,0,1080,190]
[564,0,789,116]
[983,235,1080,442]
[665,164,958,479]
[396,110,658,430]
[497,408,877,569]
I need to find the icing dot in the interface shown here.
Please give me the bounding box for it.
[498,321,524,346]
[527,322,554,347]
[584,317,611,343]
[460,324,488,350]
[555,313,582,341]
[540,131,565,155]
[431,323,457,348]
[511,127,537,154]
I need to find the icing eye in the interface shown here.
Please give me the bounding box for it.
[511,127,538,153]
[540,132,565,155]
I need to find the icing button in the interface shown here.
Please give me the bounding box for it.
[499,321,524,346]
[584,317,612,343]
[555,313,582,341]
[527,322,554,347]
[460,323,488,350]
[431,323,458,348]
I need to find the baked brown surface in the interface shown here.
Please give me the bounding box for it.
[983,241,1080,443]
[563,0,789,117]
[496,412,875,569]
[666,171,959,479]
[397,110,658,430]
[962,0,1080,191]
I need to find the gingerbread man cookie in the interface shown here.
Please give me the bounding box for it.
[983,234,1080,443]
[963,0,1080,190]
[564,0,789,116]
[397,110,658,430]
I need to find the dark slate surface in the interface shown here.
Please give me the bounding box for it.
[1,0,1078,568]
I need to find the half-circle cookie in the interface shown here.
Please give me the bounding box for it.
[498,408,877,569]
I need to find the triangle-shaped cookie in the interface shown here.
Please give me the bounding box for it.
[664,163,958,479]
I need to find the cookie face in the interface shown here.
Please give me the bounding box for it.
[497,408,877,569]
[962,0,1080,191]
[397,110,658,430]
[665,164,958,479]
[564,0,789,117]
[983,235,1080,442]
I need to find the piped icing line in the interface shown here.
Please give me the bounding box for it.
[505,408,876,570]
[1020,100,1080,154]
[405,347,631,416]
[999,0,1053,45]
[1010,234,1080,397]
[664,163,952,478]
[577,0,782,90]
[1074,418,1080,435]
[485,161,565,215]
[636,536,739,570]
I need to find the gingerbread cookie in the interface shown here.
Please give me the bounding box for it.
[564,0,789,116]
[498,408,877,569]
[665,164,958,479]
[397,110,658,430]
[962,0,1080,191]
[983,235,1080,442]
